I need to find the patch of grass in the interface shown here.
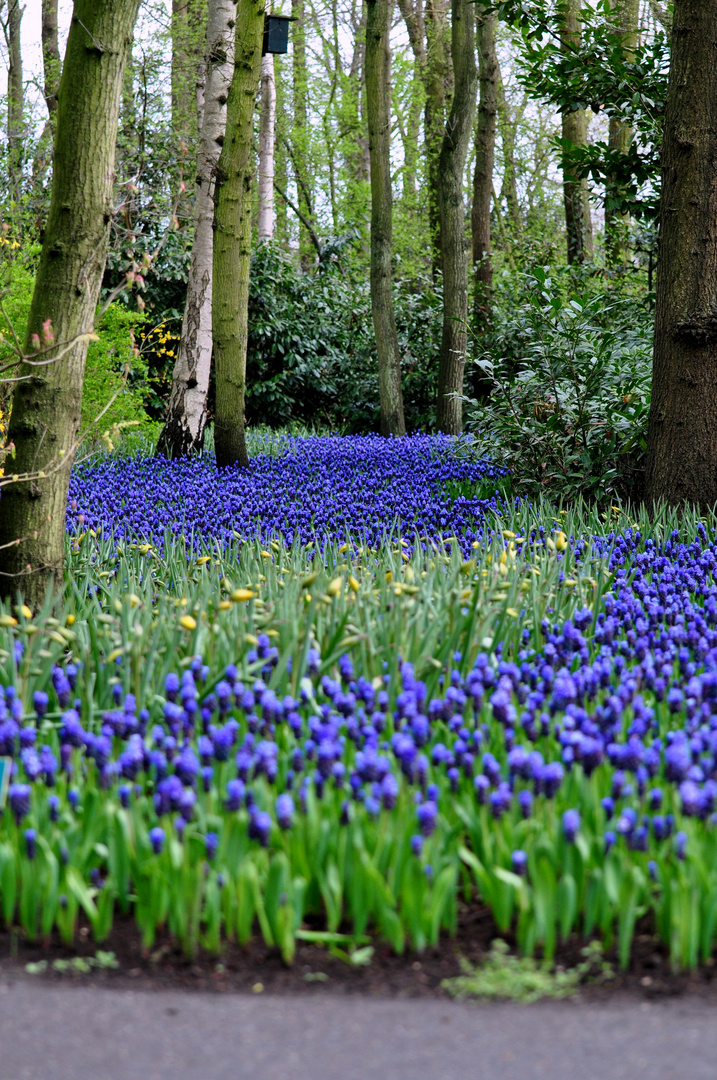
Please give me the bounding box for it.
[441,940,613,1003]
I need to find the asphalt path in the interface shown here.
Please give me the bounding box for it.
[1,978,716,1080]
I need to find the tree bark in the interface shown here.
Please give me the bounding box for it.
[0,0,140,606]
[7,0,24,201]
[560,0,593,264]
[258,52,277,243]
[645,1,717,509]
[292,0,312,268]
[496,66,520,235]
[365,0,406,436]
[158,0,236,461]
[472,10,497,310]
[41,0,61,116]
[435,0,477,434]
[424,0,449,275]
[605,0,640,264]
[212,0,264,469]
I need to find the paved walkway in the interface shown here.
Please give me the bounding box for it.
[1,979,716,1080]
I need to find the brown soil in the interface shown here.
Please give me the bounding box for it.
[1,903,716,1001]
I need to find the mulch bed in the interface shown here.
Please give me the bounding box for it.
[1,903,717,1001]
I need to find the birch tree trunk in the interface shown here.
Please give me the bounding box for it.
[645,0,717,507]
[496,67,520,235]
[366,0,406,436]
[435,0,477,434]
[0,0,140,606]
[560,0,593,264]
[212,0,265,469]
[472,9,497,314]
[258,52,276,243]
[157,0,236,460]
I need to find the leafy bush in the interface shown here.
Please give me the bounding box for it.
[242,242,441,433]
[0,261,152,448]
[465,267,652,502]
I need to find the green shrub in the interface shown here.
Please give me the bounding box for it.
[464,266,652,503]
[0,261,152,448]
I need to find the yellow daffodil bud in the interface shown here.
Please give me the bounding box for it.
[231,589,256,602]
[348,575,360,593]
[179,615,197,631]
[327,577,343,597]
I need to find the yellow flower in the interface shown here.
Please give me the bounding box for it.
[348,575,360,593]
[231,589,256,602]
[218,600,232,611]
[179,615,197,631]
[327,577,342,597]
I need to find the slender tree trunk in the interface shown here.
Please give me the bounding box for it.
[41,0,61,117]
[560,0,593,264]
[396,0,425,203]
[605,0,640,264]
[7,0,24,203]
[171,0,205,144]
[212,0,264,469]
[496,67,520,235]
[33,0,61,177]
[158,0,236,460]
[258,53,277,242]
[435,0,477,434]
[645,1,717,508]
[274,57,288,246]
[472,10,497,314]
[365,0,406,436]
[424,0,449,275]
[0,0,140,606]
[292,0,312,267]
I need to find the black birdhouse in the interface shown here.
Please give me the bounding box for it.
[263,14,295,55]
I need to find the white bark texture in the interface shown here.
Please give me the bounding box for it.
[257,52,276,242]
[158,0,236,458]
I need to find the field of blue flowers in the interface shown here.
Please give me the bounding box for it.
[0,434,715,971]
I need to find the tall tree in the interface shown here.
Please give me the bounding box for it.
[212,0,265,468]
[41,0,61,118]
[496,66,521,235]
[472,8,497,321]
[560,0,593,264]
[424,0,450,275]
[292,0,312,267]
[158,0,236,460]
[645,0,717,508]
[171,0,205,144]
[365,0,406,435]
[604,0,640,264]
[0,0,140,605]
[435,0,477,434]
[258,52,277,243]
[6,0,24,203]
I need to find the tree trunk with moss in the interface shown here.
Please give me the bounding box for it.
[435,0,477,434]
[560,0,593,264]
[7,0,24,202]
[645,0,717,508]
[158,0,236,460]
[366,0,406,436]
[212,0,264,469]
[472,9,497,318]
[0,0,140,606]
